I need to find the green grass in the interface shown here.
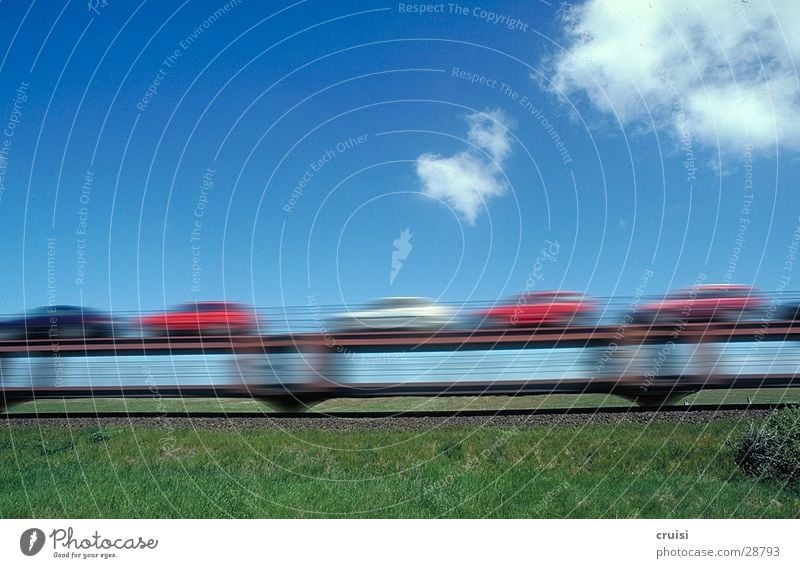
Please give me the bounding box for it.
[1,421,798,518]
[6,387,800,414]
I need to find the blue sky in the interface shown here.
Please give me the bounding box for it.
[0,0,798,313]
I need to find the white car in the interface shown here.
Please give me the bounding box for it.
[330,297,455,332]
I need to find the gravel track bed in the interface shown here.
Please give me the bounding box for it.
[1,409,774,431]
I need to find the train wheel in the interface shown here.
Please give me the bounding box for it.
[257,396,322,412]
[0,398,28,413]
[615,389,696,407]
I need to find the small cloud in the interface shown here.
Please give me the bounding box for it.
[707,157,734,177]
[546,0,800,154]
[465,111,513,163]
[415,109,513,225]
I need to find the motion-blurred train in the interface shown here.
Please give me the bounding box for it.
[2,285,800,409]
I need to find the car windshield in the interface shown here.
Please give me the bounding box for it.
[30,305,87,315]
[518,293,583,304]
[669,288,754,300]
[180,302,238,311]
[368,297,430,309]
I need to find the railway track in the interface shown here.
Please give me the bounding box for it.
[3,402,796,420]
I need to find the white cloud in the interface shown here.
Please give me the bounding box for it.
[548,0,800,152]
[415,109,513,224]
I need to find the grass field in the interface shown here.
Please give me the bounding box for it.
[1,420,798,518]
[5,387,800,414]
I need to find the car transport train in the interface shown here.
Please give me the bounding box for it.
[2,285,799,409]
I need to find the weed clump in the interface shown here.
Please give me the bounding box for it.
[732,407,800,487]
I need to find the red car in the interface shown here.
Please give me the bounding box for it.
[137,302,257,336]
[478,291,595,327]
[637,284,764,323]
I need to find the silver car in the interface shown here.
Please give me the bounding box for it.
[330,297,455,332]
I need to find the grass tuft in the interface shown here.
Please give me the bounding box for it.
[731,407,800,488]
[85,428,112,443]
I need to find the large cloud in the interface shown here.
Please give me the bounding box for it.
[416,109,513,225]
[548,0,800,152]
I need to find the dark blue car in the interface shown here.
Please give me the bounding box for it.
[0,305,115,340]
